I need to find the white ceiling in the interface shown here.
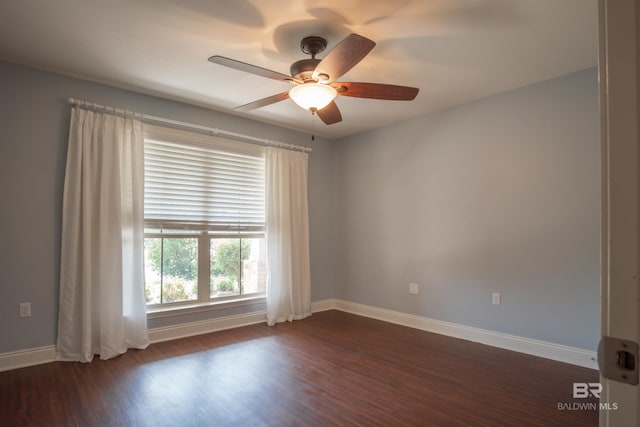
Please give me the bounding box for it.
[0,0,597,140]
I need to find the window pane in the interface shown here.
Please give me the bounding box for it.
[242,238,266,295]
[144,236,198,304]
[210,238,241,298]
[161,237,198,303]
[209,237,266,299]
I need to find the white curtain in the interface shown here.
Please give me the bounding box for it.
[56,107,149,362]
[265,146,312,325]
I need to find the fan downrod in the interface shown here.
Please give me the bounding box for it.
[290,36,327,81]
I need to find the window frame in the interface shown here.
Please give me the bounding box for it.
[144,229,266,313]
[143,125,267,315]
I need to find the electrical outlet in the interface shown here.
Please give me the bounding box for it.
[492,293,501,306]
[19,302,31,318]
[409,283,419,295]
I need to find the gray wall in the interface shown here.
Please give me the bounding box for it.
[334,68,600,351]
[0,61,336,353]
[0,61,600,355]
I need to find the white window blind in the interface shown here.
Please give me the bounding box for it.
[143,124,265,232]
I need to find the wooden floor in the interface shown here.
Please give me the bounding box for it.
[1,310,598,426]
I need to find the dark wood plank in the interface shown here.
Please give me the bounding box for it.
[0,310,598,426]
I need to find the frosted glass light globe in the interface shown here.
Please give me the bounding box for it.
[289,83,337,111]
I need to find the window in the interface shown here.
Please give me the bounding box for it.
[143,125,266,310]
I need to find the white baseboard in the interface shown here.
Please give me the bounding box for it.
[324,299,598,369]
[148,310,267,343]
[311,298,337,313]
[0,345,57,372]
[0,311,269,372]
[0,299,598,371]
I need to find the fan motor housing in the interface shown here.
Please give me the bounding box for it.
[290,58,321,82]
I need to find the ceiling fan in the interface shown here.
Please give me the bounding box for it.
[208,33,419,125]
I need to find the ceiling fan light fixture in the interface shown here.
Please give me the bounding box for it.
[289,83,337,111]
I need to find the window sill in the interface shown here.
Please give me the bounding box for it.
[146,295,266,320]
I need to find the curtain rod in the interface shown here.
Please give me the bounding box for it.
[67,97,312,153]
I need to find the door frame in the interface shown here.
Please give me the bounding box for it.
[598,0,639,425]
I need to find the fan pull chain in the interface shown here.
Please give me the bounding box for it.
[311,109,316,141]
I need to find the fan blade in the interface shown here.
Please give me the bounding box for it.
[208,55,293,82]
[331,82,419,100]
[316,101,342,125]
[313,34,376,82]
[234,92,290,112]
